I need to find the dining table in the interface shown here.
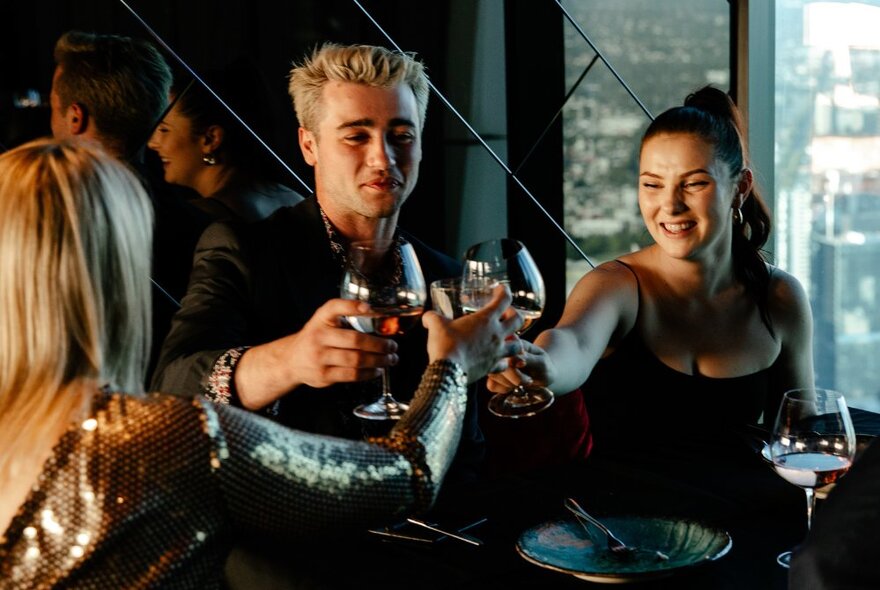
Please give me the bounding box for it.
[226,408,880,589]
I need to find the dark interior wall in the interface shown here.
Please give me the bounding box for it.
[505,1,566,331]
[0,0,455,254]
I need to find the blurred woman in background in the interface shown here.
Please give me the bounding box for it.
[148,61,303,222]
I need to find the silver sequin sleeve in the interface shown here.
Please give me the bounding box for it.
[0,362,466,588]
[208,359,468,537]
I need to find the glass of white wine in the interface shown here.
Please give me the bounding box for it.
[341,238,426,421]
[769,388,856,567]
[462,238,553,418]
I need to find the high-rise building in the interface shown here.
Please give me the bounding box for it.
[776,1,880,411]
[811,197,880,409]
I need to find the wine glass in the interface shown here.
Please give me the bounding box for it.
[430,276,495,320]
[462,238,553,418]
[341,238,427,420]
[769,388,856,568]
[429,277,467,320]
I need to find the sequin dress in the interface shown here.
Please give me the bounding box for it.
[0,361,467,589]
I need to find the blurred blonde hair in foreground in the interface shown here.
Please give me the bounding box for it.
[0,138,152,482]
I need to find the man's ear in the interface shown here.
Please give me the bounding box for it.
[202,125,224,153]
[299,127,317,166]
[67,103,87,135]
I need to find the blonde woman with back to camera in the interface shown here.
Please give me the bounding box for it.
[0,138,520,588]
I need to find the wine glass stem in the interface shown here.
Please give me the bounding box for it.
[804,487,816,531]
[381,367,393,400]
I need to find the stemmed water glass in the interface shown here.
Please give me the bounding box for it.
[769,388,856,568]
[341,238,426,421]
[462,238,553,418]
[429,275,497,320]
[429,277,468,320]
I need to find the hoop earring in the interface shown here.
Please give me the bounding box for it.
[202,152,217,166]
[732,206,743,225]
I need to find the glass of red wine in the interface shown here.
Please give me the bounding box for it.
[769,387,856,567]
[341,238,426,420]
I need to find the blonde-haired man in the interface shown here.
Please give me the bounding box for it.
[154,43,483,479]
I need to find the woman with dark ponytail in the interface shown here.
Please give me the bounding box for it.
[651,87,775,334]
[489,86,814,473]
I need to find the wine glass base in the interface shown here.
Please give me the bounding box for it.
[353,398,410,421]
[776,550,792,568]
[488,386,554,419]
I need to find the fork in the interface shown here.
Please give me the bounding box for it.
[564,498,670,561]
[564,497,635,555]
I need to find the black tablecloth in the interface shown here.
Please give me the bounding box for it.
[226,410,880,589]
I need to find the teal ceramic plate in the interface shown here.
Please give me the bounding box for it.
[516,516,731,584]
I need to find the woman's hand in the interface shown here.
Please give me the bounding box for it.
[423,284,522,383]
[485,339,555,393]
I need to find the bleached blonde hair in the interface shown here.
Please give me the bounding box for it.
[0,138,152,480]
[288,42,430,134]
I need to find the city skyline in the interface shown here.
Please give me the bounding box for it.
[562,0,880,410]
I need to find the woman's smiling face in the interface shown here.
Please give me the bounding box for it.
[638,132,739,262]
[147,103,204,191]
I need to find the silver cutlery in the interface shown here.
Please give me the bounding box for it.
[564,497,634,555]
[406,517,484,546]
[564,498,669,561]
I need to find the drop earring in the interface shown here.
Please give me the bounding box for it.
[202,152,217,166]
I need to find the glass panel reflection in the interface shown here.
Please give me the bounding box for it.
[2,0,731,307]
[560,0,730,291]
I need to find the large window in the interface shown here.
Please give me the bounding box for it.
[561,0,730,290]
[775,0,880,411]
[559,0,880,411]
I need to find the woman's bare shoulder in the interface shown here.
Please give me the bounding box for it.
[571,257,640,293]
[767,265,811,332]
[562,257,641,330]
[767,265,808,304]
